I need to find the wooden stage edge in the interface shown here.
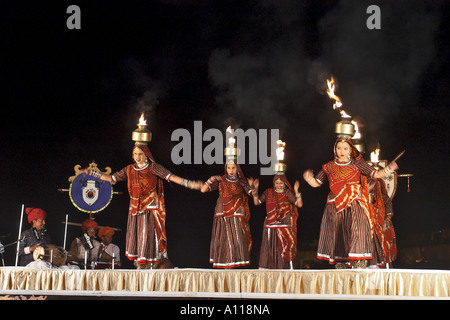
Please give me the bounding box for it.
[0,267,449,300]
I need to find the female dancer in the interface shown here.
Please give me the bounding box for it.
[303,137,398,268]
[87,144,203,268]
[252,175,302,269]
[367,176,397,267]
[201,160,253,268]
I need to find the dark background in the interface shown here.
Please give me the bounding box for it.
[0,1,448,269]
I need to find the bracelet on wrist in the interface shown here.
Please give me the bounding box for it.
[181,178,195,189]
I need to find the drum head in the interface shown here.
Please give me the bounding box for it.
[33,246,45,261]
[33,245,68,267]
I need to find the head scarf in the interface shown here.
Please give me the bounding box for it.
[133,144,155,162]
[224,158,246,180]
[81,219,98,231]
[334,137,360,160]
[26,207,47,224]
[273,174,293,192]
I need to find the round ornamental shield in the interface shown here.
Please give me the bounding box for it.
[367,160,398,199]
[382,171,397,199]
[69,174,113,213]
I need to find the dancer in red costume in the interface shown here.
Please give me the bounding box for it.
[252,175,302,269]
[201,160,253,268]
[303,137,398,268]
[367,176,397,267]
[88,144,203,268]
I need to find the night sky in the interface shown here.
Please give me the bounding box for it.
[0,1,448,269]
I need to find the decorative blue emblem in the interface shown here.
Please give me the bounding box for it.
[70,174,113,213]
[67,163,114,213]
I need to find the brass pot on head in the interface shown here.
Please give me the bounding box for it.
[132,114,152,145]
[353,140,365,155]
[224,146,239,158]
[274,162,287,175]
[335,118,355,138]
[224,128,242,163]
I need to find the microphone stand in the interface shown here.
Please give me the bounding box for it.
[14,205,25,267]
[63,214,68,250]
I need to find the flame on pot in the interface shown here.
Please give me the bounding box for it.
[138,113,147,126]
[327,77,351,119]
[276,140,286,161]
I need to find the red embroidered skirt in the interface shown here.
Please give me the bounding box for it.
[209,215,251,268]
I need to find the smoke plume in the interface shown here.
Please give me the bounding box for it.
[208,0,442,148]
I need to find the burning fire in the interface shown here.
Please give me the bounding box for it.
[228,137,236,147]
[226,126,235,147]
[327,77,351,119]
[351,120,361,139]
[276,140,286,161]
[326,77,342,109]
[138,113,147,126]
[340,110,351,118]
[370,147,380,163]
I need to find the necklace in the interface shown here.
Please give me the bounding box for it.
[134,162,149,171]
[334,159,351,166]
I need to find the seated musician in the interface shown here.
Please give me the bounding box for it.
[67,219,101,268]
[97,226,121,268]
[18,207,51,266]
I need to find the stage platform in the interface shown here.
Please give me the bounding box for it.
[0,267,449,300]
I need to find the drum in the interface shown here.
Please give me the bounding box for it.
[33,245,68,267]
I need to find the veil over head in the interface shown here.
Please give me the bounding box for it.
[133,144,155,162]
[334,137,360,159]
